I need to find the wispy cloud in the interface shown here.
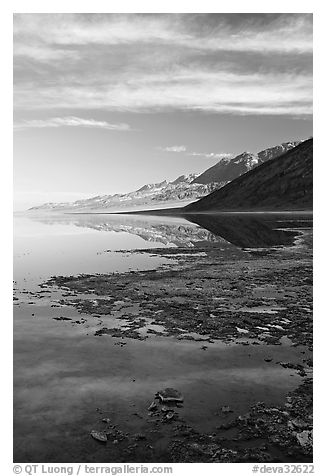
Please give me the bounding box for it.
[158,145,187,152]
[189,152,234,160]
[14,44,80,62]
[14,116,131,131]
[14,70,312,116]
[157,146,234,160]
[13,14,312,117]
[13,14,312,54]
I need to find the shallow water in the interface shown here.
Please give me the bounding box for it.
[13,214,180,288]
[13,212,312,462]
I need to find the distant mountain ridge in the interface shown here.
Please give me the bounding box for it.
[29,140,305,212]
[185,138,313,212]
[192,141,303,185]
[29,173,221,212]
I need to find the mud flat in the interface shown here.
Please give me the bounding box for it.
[35,226,313,463]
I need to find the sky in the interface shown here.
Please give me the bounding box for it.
[13,13,313,210]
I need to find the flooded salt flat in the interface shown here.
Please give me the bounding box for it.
[13,214,181,289]
[13,212,313,462]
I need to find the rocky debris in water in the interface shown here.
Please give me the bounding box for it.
[296,430,312,453]
[94,327,147,340]
[92,414,149,449]
[264,357,273,362]
[288,417,309,430]
[156,388,184,404]
[148,401,157,412]
[225,379,311,458]
[304,357,313,367]
[46,246,312,348]
[146,389,183,425]
[278,361,307,376]
[167,437,273,463]
[279,361,303,370]
[90,430,107,443]
[105,427,128,442]
[165,412,175,421]
[164,379,312,462]
[53,316,72,321]
[73,318,87,325]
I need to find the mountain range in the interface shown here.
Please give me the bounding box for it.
[193,141,302,185]
[29,140,305,212]
[29,174,220,212]
[185,138,313,212]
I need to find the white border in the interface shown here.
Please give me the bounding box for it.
[3,1,324,473]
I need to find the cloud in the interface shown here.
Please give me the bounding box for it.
[14,69,312,116]
[158,145,187,153]
[14,44,79,62]
[13,14,312,117]
[14,116,131,131]
[189,152,233,160]
[13,13,312,54]
[157,147,233,160]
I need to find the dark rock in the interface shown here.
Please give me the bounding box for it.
[156,388,184,403]
[53,316,72,321]
[148,401,157,412]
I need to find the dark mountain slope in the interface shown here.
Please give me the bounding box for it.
[192,152,257,184]
[184,138,313,212]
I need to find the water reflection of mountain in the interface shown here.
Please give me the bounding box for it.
[29,214,221,247]
[80,219,220,247]
[28,212,312,249]
[184,214,311,248]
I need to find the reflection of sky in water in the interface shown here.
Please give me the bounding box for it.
[14,214,194,284]
[14,318,304,452]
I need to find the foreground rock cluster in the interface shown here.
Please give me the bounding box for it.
[85,380,312,463]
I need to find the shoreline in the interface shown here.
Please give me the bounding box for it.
[71,209,313,216]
